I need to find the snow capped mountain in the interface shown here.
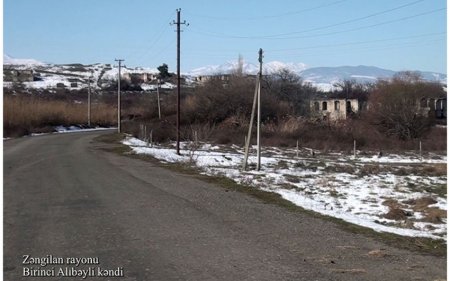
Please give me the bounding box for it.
[300,65,446,91]
[3,54,44,66]
[299,65,395,91]
[418,71,447,83]
[300,65,394,84]
[187,61,446,91]
[188,60,258,76]
[264,61,307,74]
[3,54,446,92]
[187,60,307,76]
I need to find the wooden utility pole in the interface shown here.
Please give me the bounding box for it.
[115,59,124,133]
[88,70,93,127]
[256,48,263,170]
[172,8,188,155]
[157,79,161,120]
[242,49,263,171]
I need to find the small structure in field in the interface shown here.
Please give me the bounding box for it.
[310,98,359,121]
[3,67,34,82]
[418,97,446,119]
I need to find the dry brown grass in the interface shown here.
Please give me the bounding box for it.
[417,164,447,177]
[403,197,437,212]
[400,197,446,223]
[382,199,407,210]
[382,199,412,220]
[4,95,116,137]
[423,208,446,223]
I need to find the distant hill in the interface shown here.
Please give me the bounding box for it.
[3,55,446,92]
[188,60,307,76]
[300,65,446,91]
[3,54,44,66]
[186,61,446,91]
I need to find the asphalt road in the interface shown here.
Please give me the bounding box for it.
[4,131,446,281]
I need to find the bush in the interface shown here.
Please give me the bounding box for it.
[366,72,444,140]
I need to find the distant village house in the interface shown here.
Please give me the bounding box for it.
[418,97,446,119]
[3,67,34,82]
[122,72,158,84]
[310,98,359,121]
[194,74,257,85]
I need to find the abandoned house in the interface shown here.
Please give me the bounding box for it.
[3,67,34,82]
[68,78,80,88]
[418,97,446,119]
[122,72,158,84]
[310,98,359,121]
[194,74,257,85]
[194,74,232,84]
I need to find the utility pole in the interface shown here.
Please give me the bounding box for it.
[172,8,188,155]
[115,59,124,133]
[87,70,93,127]
[242,48,263,171]
[242,78,259,171]
[256,48,263,170]
[157,79,161,120]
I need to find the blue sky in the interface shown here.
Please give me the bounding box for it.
[3,0,447,73]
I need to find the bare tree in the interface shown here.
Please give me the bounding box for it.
[264,68,317,116]
[366,72,444,140]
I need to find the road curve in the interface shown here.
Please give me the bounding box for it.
[4,131,446,281]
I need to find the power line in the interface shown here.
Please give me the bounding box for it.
[182,31,445,58]
[146,38,177,65]
[262,0,426,38]
[189,0,428,40]
[266,8,447,40]
[123,11,175,63]
[190,7,445,41]
[275,38,446,60]
[267,32,446,52]
[185,0,348,21]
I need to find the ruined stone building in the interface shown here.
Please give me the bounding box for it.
[310,98,359,121]
[194,74,232,84]
[122,72,158,84]
[418,97,446,119]
[193,74,257,85]
[3,67,34,82]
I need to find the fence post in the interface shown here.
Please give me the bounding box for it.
[419,140,422,161]
[145,125,149,146]
[353,139,356,158]
[150,130,153,148]
[296,140,299,158]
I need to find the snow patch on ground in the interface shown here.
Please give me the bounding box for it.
[122,136,447,240]
[28,126,114,137]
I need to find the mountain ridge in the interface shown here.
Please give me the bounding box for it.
[3,55,446,92]
[3,54,44,66]
[186,61,446,91]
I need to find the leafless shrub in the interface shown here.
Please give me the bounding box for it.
[366,72,444,140]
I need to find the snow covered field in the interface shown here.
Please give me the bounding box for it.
[123,136,447,240]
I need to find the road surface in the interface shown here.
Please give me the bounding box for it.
[4,131,446,280]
